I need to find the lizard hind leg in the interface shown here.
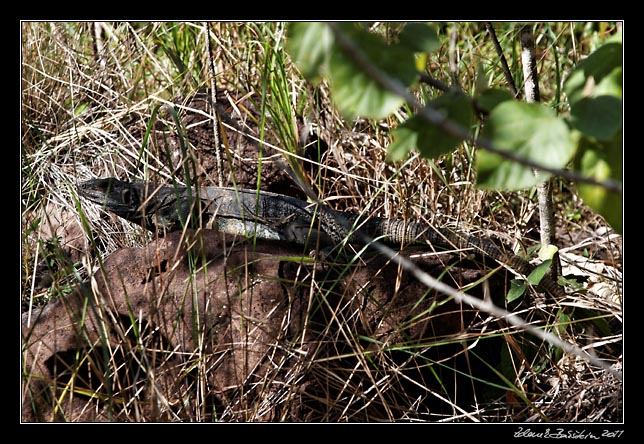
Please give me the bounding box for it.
[284,220,366,264]
[283,218,339,253]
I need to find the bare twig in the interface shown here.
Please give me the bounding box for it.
[520,26,541,104]
[328,23,622,195]
[357,232,622,380]
[327,23,622,380]
[448,24,460,88]
[520,24,561,277]
[486,22,520,98]
[419,72,451,92]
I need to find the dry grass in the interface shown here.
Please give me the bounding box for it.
[21,21,622,423]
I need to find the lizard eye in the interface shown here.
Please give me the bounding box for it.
[121,188,136,206]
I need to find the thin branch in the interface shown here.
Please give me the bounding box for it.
[326,23,622,380]
[520,25,541,104]
[419,72,451,92]
[486,22,520,98]
[520,24,561,277]
[448,24,460,88]
[354,232,622,380]
[328,23,622,195]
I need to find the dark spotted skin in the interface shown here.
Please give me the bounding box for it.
[78,177,567,300]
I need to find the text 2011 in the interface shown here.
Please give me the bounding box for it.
[602,430,624,439]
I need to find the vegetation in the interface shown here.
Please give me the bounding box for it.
[21,21,622,422]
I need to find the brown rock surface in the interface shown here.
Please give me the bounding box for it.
[22,229,504,422]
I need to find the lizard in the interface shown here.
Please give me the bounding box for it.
[77,177,568,300]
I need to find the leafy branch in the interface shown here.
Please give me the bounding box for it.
[287,22,622,232]
[286,22,622,378]
[518,24,561,279]
[360,231,621,380]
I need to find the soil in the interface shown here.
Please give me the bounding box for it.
[21,90,622,422]
[150,89,325,198]
[22,229,514,421]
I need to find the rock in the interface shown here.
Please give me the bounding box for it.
[22,230,504,422]
[23,201,88,291]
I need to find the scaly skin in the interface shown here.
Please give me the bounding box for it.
[78,177,567,300]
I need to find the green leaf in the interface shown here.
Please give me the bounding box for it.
[569,95,622,140]
[74,102,89,117]
[528,260,552,286]
[574,131,622,233]
[416,93,472,158]
[387,126,418,162]
[507,279,527,303]
[397,23,440,54]
[555,309,571,336]
[564,39,623,233]
[329,53,406,119]
[563,42,622,105]
[574,308,612,336]
[594,65,622,99]
[562,38,622,233]
[288,23,421,119]
[538,244,559,261]
[328,25,419,118]
[477,101,575,190]
[397,92,473,159]
[475,88,515,114]
[564,43,622,141]
[286,22,334,81]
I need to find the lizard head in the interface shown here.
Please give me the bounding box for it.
[78,177,194,232]
[78,177,144,219]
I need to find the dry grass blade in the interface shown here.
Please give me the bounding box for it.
[21,21,622,423]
